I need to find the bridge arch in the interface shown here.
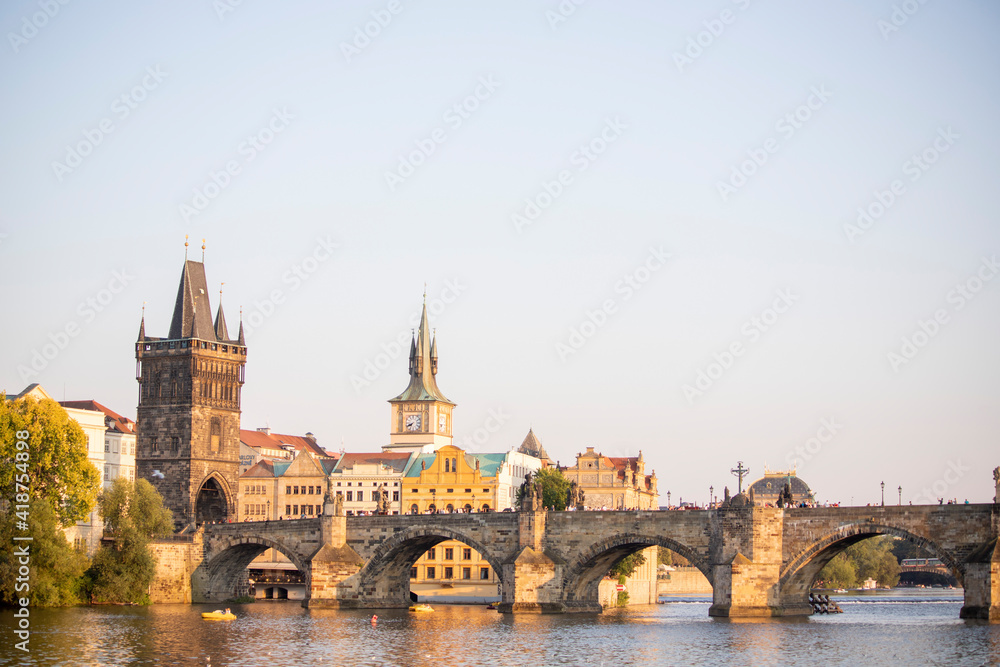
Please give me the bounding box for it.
[356,525,507,607]
[779,522,962,601]
[200,533,310,602]
[195,471,234,525]
[561,533,711,609]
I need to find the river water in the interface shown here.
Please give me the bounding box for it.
[2,591,998,666]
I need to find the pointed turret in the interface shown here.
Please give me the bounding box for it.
[214,302,229,341]
[168,260,216,340]
[517,428,553,465]
[390,295,452,403]
[137,306,146,342]
[430,330,438,375]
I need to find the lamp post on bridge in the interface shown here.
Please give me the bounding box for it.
[667,490,671,509]
[709,485,714,509]
[881,481,885,507]
[898,485,902,506]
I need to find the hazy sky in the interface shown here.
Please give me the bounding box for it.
[2,1,998,507]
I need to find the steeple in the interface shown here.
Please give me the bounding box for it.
[237,307,245,345]
[214,285,229,341]
[391,294,452,404]
[168,259,217,340]
[137,303,146,342]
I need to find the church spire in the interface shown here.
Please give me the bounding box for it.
[237,306,245,345]
[168,250,217,341]
[390,293,452,404]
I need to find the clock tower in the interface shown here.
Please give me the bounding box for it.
[386,295,455,453]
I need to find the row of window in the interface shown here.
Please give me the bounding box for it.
[344,490,400,502]
[102,465,135,482]
[410,566,490,580]
[333,481,399,487]
[104,440,135,455]
[419,488,491,494]
[409,504,491,513]
[422,547,475,561]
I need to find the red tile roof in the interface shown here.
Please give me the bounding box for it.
[239,429,334,459]
[59,399,136,434]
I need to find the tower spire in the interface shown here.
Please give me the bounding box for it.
[238,306,246,345]
[201,238,206,262]
[390,291,452,404]
[214,283,229,341]
[137,302,146,341]
[184,235,189,260]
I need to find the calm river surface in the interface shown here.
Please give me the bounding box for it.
[3,590,998,667]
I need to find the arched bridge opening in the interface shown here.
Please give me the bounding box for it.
[356,526,506,608]
[199,536,310,603]
[779,523,962,605]
[562,534,711,611]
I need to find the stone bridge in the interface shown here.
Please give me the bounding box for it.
[157,503,998,620]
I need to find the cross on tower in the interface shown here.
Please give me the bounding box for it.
[731,461,750,494]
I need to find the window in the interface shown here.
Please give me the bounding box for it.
[444,548,454,560]
[346,491,353,502]
[306,505,313,515]
[171,436,179,452]
[410,504,419,514]
[105,441,110,453]
[357,491,364,502]
[410,567,418,579]
[151,437,158,453]
[293,505,299,515]
[286,505,291,515]
[446,489,453,493]
[444,567,453,579]
[462,567,471,580]
[294,486,300,494]
[481,567,490,580]
[483,489,489,493]
[463,548,472,560]
[104,464,110,478]
[445,458,450,472]
[393,491,399,502]
[465,489,472,493]
[426,567,436,579]
[427,548,436,560]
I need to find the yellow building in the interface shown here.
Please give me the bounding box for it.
[561,447,658,510]
[403,445,507,589]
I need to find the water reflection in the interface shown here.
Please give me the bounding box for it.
[2,593,998,667]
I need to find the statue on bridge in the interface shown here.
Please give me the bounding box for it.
[376,484,389,515]
[334,491,345,517]
[994,466,999,503]
[567,481,585,510]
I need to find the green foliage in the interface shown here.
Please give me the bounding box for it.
[516,468,570,511]
[817,536,900,589]
[658,547,689,567]
[0,395,101,526]
[615,574,629,606]
[609,550,647,578]
[87,478,172,604]
[0,500,90,606]
[226,595,255,604]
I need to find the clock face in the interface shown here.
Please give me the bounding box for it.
[406,414,421,431]
[439,414,447,432]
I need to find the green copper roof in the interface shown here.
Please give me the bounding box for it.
[390,296,453,404]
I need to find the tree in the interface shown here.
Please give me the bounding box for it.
[87,478,172,604]
[516,468,571,511]
[817,536,900,589]
[818,554,857,589]
[0,394,100,526]
[0,500,90,606]
[609,550,647,578]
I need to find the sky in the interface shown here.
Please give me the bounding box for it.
[2,1,999,507]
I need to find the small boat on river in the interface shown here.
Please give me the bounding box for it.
[202,609,237,620]
[408,604,434,613]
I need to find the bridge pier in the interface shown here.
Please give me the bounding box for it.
[302,514,366,609]
[496,509,583,613]
[959,538,999,621]
[708,506,790,617]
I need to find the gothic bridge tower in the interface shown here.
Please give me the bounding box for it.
[135,248,246,529]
